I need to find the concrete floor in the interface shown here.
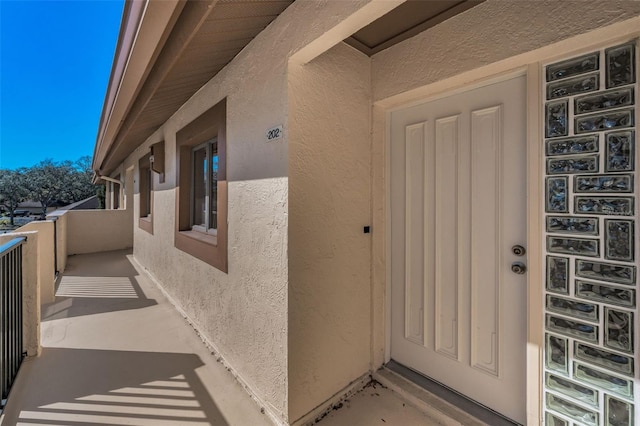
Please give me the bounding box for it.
[2,250,272,426]
[1,249,465,426]
[316,381,454,426]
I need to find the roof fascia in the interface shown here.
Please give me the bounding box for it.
[93,0,185,173]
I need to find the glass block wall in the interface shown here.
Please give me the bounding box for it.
[544,41,638,426]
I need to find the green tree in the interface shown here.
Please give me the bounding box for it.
[0,168,29,226]
[26,160,73,218]
[68,156,97,202]
[26,157,101,217]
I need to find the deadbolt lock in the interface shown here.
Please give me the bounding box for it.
[511,262,527,275]
[512,245,526,256]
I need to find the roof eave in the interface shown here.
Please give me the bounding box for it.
[93,0,185,176]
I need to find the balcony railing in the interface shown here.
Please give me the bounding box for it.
[0,237,26,408]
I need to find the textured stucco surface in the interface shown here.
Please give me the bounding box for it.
[124,2,390,421]
[288,42,372,422]
[372,0,640,103]
[98,1,640,424]
[66,209,133,255]
[16,221,55,304]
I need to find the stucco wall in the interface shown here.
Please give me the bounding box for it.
[288,42,372,422]
[372,0,640,104]
[16,221,55,304]
[102,1,640,423]
[66,209,133,255]
[124,3,391,421]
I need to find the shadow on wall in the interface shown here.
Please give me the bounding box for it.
[5,348,229,426]
[42,249,157,321]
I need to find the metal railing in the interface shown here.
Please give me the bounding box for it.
[0,237,26,407]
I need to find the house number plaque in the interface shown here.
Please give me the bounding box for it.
[266,125,283,141]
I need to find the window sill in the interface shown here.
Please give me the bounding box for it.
[175,229,227,273]
[138,216,153,234]
[179,229,217,246]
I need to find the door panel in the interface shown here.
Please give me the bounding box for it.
[390,76,527,424]
[404,122,427,346]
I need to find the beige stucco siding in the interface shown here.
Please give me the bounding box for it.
[288,42,372,422]
[16,221,55,304]
[106,1,640,424]
[372,0,640,104]
[66,209,133,255]
[125,2,396,422]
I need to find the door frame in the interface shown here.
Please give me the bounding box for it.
[385,68,536,423]
[376,19,640,426]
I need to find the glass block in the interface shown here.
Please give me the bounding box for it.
[546,373,598,406]
[546,135,599,156]
[547,52,599,82]
[575,87,634,114]
[547,155,599,174]
[546,412,569,426]
[575,342,634,376]
[546,216,598,235]
[546,314,597,342]
[574,196,634,216]
[576,280,635,308]
[547,236,599,257]
[547,333,568,374]
[546,393,599,425]
[575,259,636,286]
[547,72,599,99]
[606,42,636,88]
[546,100,569,138]
[574,362,633,399]
[547,295,598,321]
[606,130,635,172]
[574,174,634,193]
[605,219,634,261]
[547,256,569,294]
[546,177,568,213]
[605,308,633,353]
[606,395,634,426]
[575,109,634,134]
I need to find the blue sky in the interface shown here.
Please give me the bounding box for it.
[0,0,124,169]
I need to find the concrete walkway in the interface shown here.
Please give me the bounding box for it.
[2,249,464,426]
[2,250,272,426]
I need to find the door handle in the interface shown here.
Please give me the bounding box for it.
[511,262,527,275]
[512,245,526,256]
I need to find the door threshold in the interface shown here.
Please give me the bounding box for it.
[380,360,521,426]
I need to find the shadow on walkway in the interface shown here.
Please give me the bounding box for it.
[43,250,157,321]
[5,348,229,425]
[3,249,271,426]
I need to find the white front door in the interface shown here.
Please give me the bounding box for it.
[390,75,527,424]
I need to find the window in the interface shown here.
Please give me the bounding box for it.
[191,140,218,233]
[138,154,153,234]
[175,99,227,272]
